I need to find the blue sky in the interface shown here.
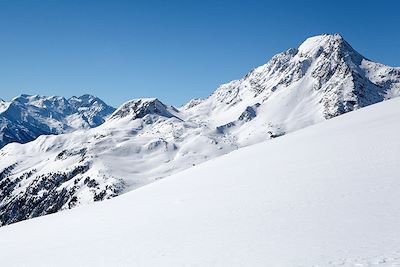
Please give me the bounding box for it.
[0,0,399,107]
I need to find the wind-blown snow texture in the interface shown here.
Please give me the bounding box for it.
[0,97,399,267]
[0,94,115,149]
[0,34,399,226]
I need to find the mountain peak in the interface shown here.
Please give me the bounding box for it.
[296,33,365,63]
[68,94,111,108]
[299,33,343,48]
[187,33,399,127]
[110,98,175,120]
[1,34,400,228]
[69,94,97,102]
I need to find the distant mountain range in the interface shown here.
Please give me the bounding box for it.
[0,94,115,149]
[1,33,399,226]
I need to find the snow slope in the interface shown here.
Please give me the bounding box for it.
[0,97,399,267]
[181,34,400,146]
[1,34,399,226]
[0,98,238,225]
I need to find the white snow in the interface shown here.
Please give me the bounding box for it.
[0,99,9,113]
[1,34,400,226]
[0,97,399,266]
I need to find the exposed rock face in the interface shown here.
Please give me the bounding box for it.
[0,162,125,226]
[1,34,399,226]
[110,98,176,120]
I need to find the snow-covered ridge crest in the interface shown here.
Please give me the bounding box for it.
[297,33,361,60]
[110,98,179,120]
[184,33,399,127]
[1,33,400,226]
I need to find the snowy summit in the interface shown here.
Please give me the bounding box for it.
[0,34,399,229]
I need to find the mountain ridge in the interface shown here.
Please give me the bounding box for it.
[1,96,400,266]
[1,33,399,226]
[0,94,115,149]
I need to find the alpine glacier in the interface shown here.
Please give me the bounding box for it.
[0,96,399,267]
[0,33,399,226]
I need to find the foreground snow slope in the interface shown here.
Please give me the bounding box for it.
[1,97,400,266]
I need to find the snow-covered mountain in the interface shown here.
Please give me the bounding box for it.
[1,96,399,267]
[182,34,400,146]
[0,94,115,148]
[0,34,399,226]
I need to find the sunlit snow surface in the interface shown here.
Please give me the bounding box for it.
[1,34,400,226]
[0,97,399,266]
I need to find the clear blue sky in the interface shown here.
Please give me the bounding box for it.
[0,0,399,107]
